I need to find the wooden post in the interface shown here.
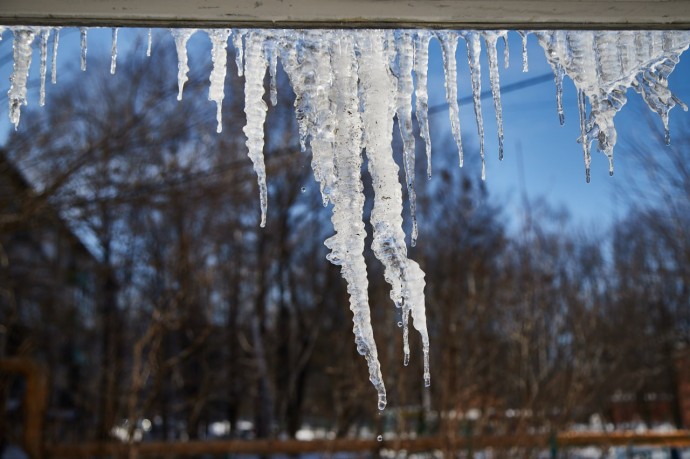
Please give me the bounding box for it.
[0,358,49,459]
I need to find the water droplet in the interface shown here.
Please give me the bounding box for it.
[397,321,402,327]
[378,395,387,411]
[300,186,306,193]
[377,435,383,442]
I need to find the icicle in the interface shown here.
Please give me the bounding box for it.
[631,31,690,148]
[5,26,687,411]
[267,40,278,106]
[437,31,463,166]
[0,27,5,40]
[8,28,36,130]
[541,31,567,125]
[171,29,196,101]
[277,35,309,150]
[146,28,152,57]
[326,31,387,410]
[502,32,510,68]
[208,28,231,133]
[483,32,505,161]
[80,27,87,71]
[395,30,418,246]
[242,31,269,228]
[534,31,690,178]
[555,63,565,125]
[51,27,60,84]
[465,32,486,180]
[232,29,245,77]
[39,28,49,107]
[359,30,430,387]
[110,27,118,75]
[518,31,529,72]
[577,89,591,183]
[414,31,432,179]
[279,30,337,206]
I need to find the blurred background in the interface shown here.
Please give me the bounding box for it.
[1,28,690,458]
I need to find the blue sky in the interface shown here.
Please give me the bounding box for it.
[1,28,688,232]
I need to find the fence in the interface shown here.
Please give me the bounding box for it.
[42,432,690,458]
[4,358,690,458]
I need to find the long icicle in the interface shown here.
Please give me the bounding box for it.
[242,31,269,228]
[437,31,464,166]
[208,28,232,134]
[466,32,486,180]
[110,27,119,75]
[414,31,432,179]
[327,31,387,409]
[395,30,418,246]
[51,27,60,84]
[359,30,430,386]
[555,62,565,125]
[484,32,505,161]
[39,28,49,106]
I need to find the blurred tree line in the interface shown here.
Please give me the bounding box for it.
[1,36,689,449]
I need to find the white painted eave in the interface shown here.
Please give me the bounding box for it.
[1,0,690,29]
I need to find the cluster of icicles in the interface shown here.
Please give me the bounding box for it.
[3,26,690,409]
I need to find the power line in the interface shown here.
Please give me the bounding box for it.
[428,72,553,115]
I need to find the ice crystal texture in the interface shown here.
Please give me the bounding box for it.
[4,27,690,406]
[536,30,690,180]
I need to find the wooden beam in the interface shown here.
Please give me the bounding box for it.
[1,0,690,29]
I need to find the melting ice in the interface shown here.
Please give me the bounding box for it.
[4,27,690,406]
[536,31,690,181]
